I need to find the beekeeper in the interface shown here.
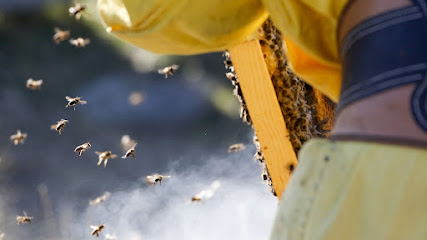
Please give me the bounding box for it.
[98,0,427,239]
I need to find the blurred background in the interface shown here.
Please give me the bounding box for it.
[0,0,278,239]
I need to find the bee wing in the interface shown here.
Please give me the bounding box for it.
[79,100,87,105]
[171,64,180,70]
[132,143,137,149]
[162,175,171,179]
[90,225,98,230]
[110,154,118,159]
[54,27,61,33]
[84,39,91,44]
[121,154,127,159]
[65,96,72,101]
[158,68,166,74]
[95,151,102,155]
[50,124,57,130]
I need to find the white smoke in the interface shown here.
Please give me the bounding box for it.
[67,147,278,240]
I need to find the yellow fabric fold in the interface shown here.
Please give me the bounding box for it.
[98,0,269,55]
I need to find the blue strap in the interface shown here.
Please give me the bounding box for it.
[339,1,427,131]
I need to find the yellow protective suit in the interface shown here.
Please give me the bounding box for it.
[97,0,348,102]
[270,139,427,240]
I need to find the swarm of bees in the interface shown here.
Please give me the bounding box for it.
[89,192,111,206]
[53,28,70,44]
[16,212,33,224]
[10,130,27,145]
[145,174,171,185]
[65,96,87,110]
[191,180,221,203]
[69,38,91,48]
[69,2,86,21]
[223,50,251,125]
[90,224,104,237]
[26,78,43,90]
[50,119,69,135]
[74,142,92,156]
[227,143,246,153]
[122,143,137,159]
[157,64,179,78]
[95,151,118,167]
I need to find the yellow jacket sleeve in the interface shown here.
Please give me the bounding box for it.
[98,0,269,55]
[98,0,350,102]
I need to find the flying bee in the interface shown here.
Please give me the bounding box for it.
[122,143,137,159]
[145,174,171,185]
[10,130,27,145]
[74,142,91,156]
[90,224,104,237]
[16,211,33,224]
[95,151,117,167]
[128,91,145,106]
[157,64,179,78]
[50,119,69,135]
[69,3,86,21]
[52,28,70,44]
[26,78,43,90]
[228,143,246,153]
[69,38,90,47]
[89,192,111,206]
[191,180,221,203]
[65,96,87,110]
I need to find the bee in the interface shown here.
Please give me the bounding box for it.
[191,180,221,203]
[225,72,237,82]
[50,119,69,135]
[69,38,90,47]
[122,143,137,159]
[120,135,136,152]
[26,78,43,90]
[10,130,27,145]
[222,50,230,59]
[69,3,86,21]
[145,174,171,185]
[65,96,87,110]
[90,224,104,237]
[16,211,33,224]
[0,232,4,240]
[128,91,145,106]
[157,64,179,78]
[52,28,70,44]
[95,151,117,167]
[74,142,91,156]
[89,192,111,206]
[228,143,246,153]
[105,234,117,240]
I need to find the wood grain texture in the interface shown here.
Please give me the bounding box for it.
[229,40,298,199]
